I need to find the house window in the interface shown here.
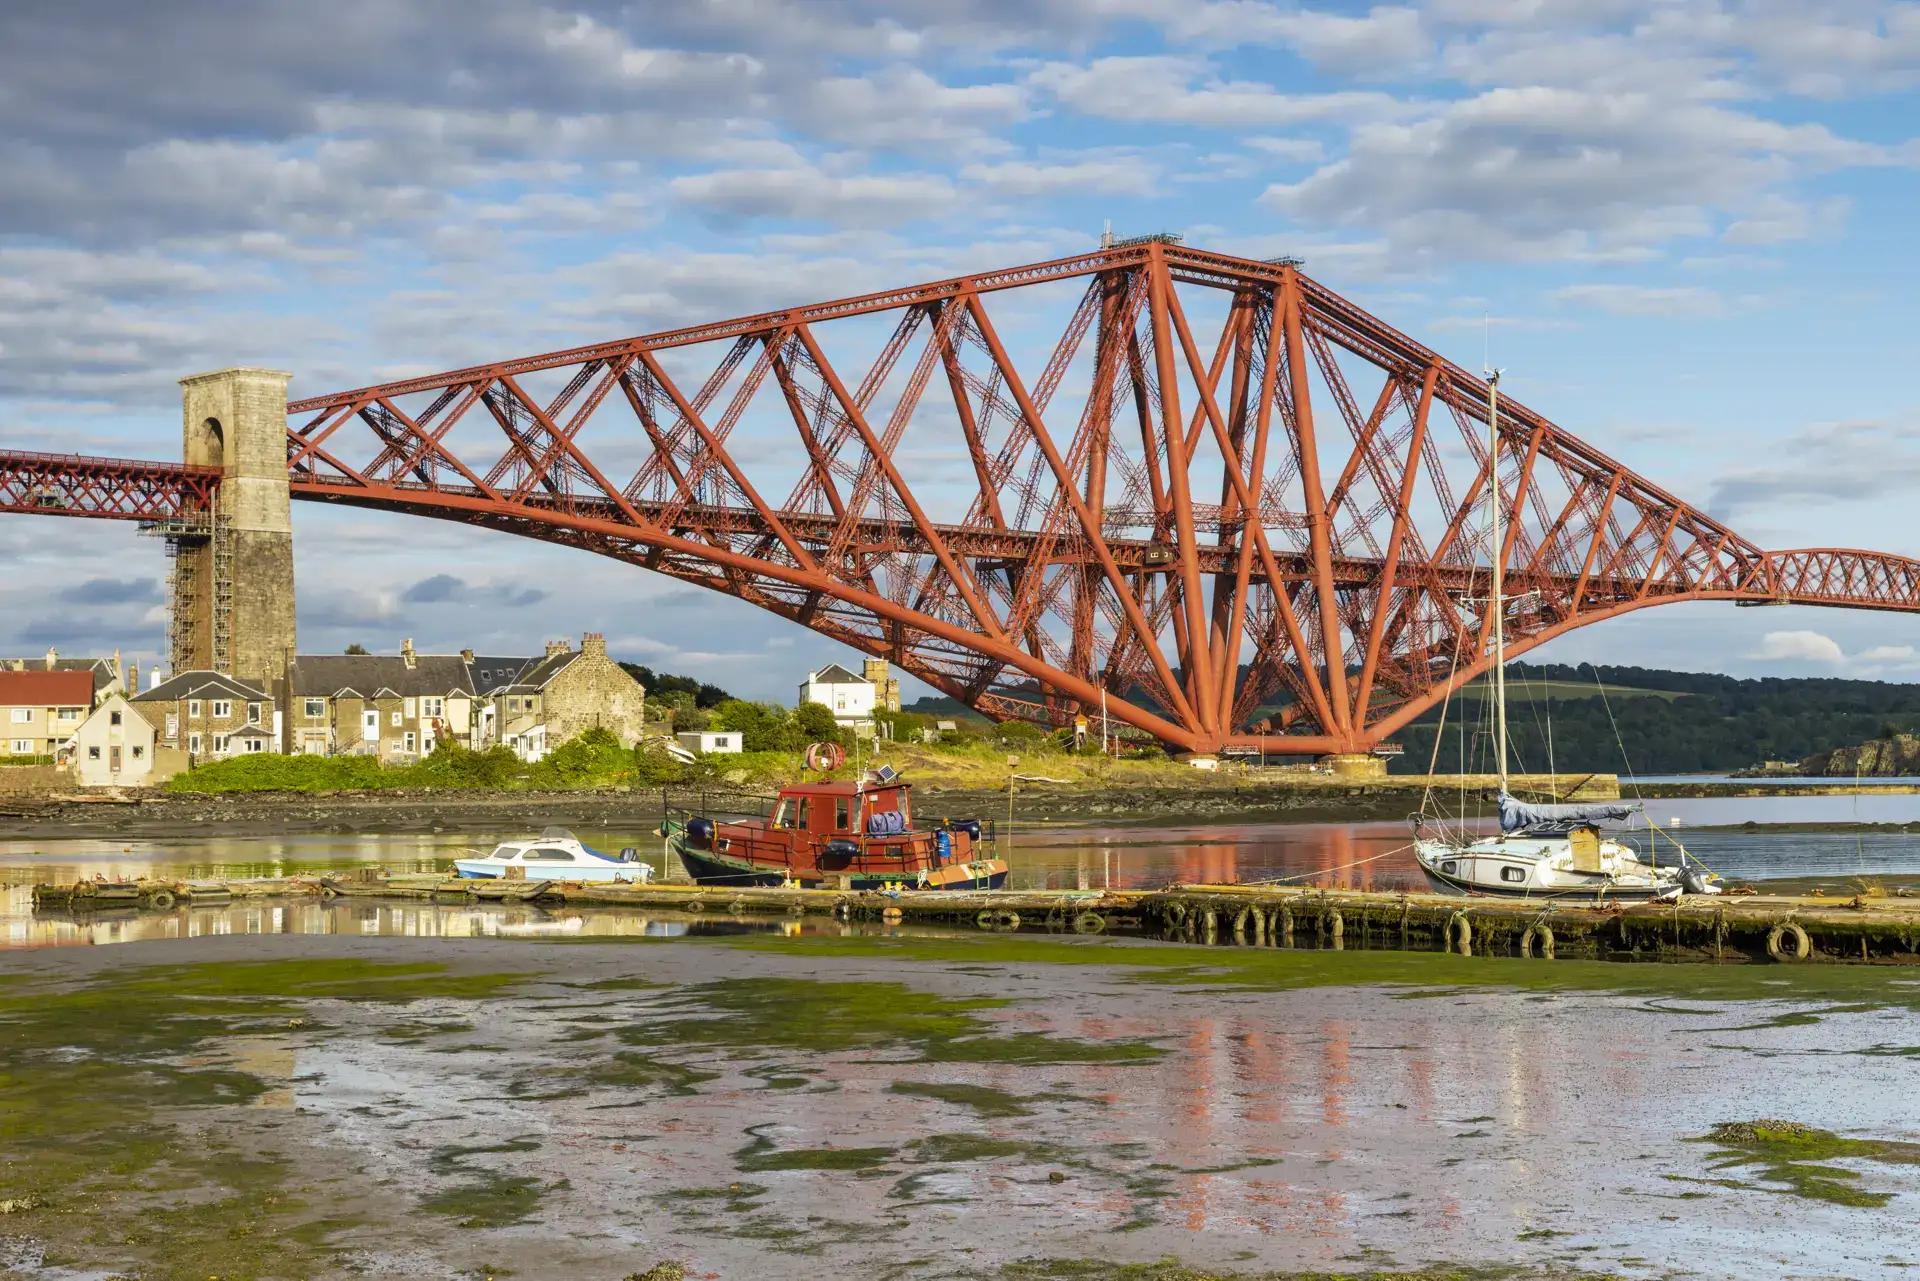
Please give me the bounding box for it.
[189,700,201,718]
[56,707,80,721]
[212,734,230,754]
[189,733,203,754]
[248,703,262,725]
[9,708,28,723]
[423,697,443,719]
[211,700,232,719]
[244,737,266,754]
[132,745,144,760]
[9,739,30,754]
[390,710,402,727]
[88,746,101,760]
[403,731,416,753]
[305,699,325,718]
[110,710,122,726]
[404,697,417,717]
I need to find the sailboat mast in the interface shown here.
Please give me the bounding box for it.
[1488,371,1508,794]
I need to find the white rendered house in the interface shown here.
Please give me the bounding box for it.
[797,663,875,727]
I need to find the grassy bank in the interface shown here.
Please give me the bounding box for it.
[166,730,1247,796]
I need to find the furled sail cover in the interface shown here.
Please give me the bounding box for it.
[1498,792,1642,834]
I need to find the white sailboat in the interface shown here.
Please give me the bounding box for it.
[1411,371,1719,902]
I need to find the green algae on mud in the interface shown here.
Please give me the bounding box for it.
[619,975,1164,1064]
[889,1080,1041,1117]
[1678,1119,1920,1207]
[726,932,1920,1015]
[0,958,528,1274]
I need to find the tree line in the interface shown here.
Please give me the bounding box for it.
[1387,663,1920,775]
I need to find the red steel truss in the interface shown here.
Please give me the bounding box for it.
[8,242,1920,753]
[0,450,219,522]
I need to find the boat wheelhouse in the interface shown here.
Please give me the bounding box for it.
[661,773,1005,890]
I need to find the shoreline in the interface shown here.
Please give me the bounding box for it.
[6,776,1920,842]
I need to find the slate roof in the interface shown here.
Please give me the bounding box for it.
[131,670,268,704]
[0,669,96,707]
[490,651,578,696]
[288,654,475,699]
[467,655,542,695]
[805,663,869,686]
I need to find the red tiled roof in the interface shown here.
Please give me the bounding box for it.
[0,669,96,707]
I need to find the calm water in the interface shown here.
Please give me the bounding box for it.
[7,788,1920,949]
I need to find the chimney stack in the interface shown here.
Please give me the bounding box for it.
[149,668,162,691]
[44,647,57,670]
[582,632,606,658]
[460,647,474,664]
[128,661,138,691]
[113,648,122,680]
[401,637,417,670]
[545,638,571,659]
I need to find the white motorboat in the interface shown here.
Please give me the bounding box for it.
[1410,369,1719,903]
[453,827,655,882]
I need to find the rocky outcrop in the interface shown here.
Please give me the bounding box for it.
[1799,734,1920,777]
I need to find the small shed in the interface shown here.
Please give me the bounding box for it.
[676,730,743,755]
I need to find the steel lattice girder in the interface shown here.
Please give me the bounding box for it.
[7,243,1920,755]
[0,450,219,521]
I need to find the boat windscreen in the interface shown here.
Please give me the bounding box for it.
[539,825,577,840]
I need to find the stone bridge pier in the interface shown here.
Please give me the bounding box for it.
[170,368,295,688]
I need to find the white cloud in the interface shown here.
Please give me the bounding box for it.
[1551,283,1727,317]
[1707,418,1920,516]
[1261,85,1895,267]
[1723,193,1851,244]
[1245,136,1328,163]
[1857,644,1918,663]
[1031,57,1412,129]
[1747,629,1846,663]
[669,166,958,226]
[961,156,1158,198]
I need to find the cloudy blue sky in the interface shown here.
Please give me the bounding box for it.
[3,0,1920,697]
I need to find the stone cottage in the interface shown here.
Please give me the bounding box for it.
[488,633,646,762]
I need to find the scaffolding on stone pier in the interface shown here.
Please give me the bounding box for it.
[139,511,230,676]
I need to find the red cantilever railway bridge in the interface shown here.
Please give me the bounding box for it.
[5,240,1920,755]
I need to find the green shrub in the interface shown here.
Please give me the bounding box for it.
[708,699,798,752]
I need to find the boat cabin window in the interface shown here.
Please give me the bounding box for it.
[1441,860,1458,875]
[526,847,573,861]
[492,846,523,860]
[1501,866,1527,883]
[772,798,793,828]
[834,798,849,831]
[795,798,812,831]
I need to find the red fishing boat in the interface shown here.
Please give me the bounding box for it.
[659,770,1005,890]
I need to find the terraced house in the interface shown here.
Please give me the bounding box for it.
[281,640,475,759]
[0,669,95,759]
[131,671,275,762]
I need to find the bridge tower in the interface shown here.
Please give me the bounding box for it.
[168,368,295,686]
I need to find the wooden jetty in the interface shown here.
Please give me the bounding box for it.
[30,872,1920,966]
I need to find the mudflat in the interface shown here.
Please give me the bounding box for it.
[3,931,1919,1279]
